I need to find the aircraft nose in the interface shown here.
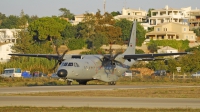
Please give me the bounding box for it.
[57,69,68,77]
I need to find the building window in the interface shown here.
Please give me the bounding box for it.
[186,35,188,39]
[157,28,160,31]
[191,36,193,39]
[128,13,130,15]
[184,28,186,31]
[164,28,167,31]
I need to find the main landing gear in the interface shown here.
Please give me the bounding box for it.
[108,81,116,85]
[78,81,87,85]
[66,79,73,85]
[67,81,72,85]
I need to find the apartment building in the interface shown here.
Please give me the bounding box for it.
[71,14,85,25]
[149,5,190,26]
[146,22,196,42]
[114,8,147,22]
[189,9,200,29]
[0,29,21,63]
[0,43,14,63]
[0,29,21,43]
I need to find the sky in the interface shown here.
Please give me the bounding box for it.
[0,0,200,17]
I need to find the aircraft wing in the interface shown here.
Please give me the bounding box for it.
[9,54,59,60]
[136,58,166,61]
[124,52,189,60]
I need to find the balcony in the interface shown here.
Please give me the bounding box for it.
[189,19,200,23]
[190,12,200,16]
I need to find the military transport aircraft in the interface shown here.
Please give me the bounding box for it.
[9,21,190,85]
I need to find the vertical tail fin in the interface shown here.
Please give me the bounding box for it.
[123,21,136,55]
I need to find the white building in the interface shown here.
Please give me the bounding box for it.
[114,8,147,22]
[0,43,14,63]
[149,5,189,27]
[71,14,85,25]
[157,46,178,58]
[0,29,21,43]
[158,46,178,53]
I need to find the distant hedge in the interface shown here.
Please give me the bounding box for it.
[148,40,189,51]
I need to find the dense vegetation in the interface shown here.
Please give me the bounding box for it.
[1,9,200,75]
[148,40,189,52]
[0,9,147,74]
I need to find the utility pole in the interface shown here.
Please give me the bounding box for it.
[103,0,106,14]
[124,0,126,8]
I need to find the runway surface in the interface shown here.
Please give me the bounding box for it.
[1,85,200,94]
[0,96,199,108]
[0,85,200,108]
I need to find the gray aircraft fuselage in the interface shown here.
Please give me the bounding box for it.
[57,54,135,83]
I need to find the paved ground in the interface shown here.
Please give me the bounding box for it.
[0,96,199,108]
[1,85,199,94]
[0,85,200,108]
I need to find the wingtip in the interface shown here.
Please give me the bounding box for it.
[187,52,194,54]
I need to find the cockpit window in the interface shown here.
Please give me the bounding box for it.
[61,62,75,66]
[74,63,80,67]
[62,62,68,66]
[68,62,73,66]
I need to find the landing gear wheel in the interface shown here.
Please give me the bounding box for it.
[67,81,72,85]
[78,81,87,85]
[108,81,116,85]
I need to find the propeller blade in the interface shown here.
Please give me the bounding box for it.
[56,46,60,56]
[113,52,122,59]
[61,50,68,58]
[51,46,68,71]
[50,61,60,71]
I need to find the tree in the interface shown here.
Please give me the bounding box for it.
[179,50,200,73]
[59,8,74,20]
[12,30,53,54]
[78,10,122,48]
[115,19,132,41]
[167,59,180,73]
[149,40,189,51]
[90,33,108,49]
[17,10,28,29]
[28,17,68,41]
[0,12,6,25]
[146,61,167,71]
[79,12,96,39]
[147,8,155,17]
[136,49,145,54]
[12,30,33,54]
[0,15,19,28]
[94,11,122,44]
[111,11,121,17]
[192,27,200,37]
[147,43,158,53]
[136,22,146,46]
[115,19,146,46]
[61,22,76,39]
[67,38,85,50]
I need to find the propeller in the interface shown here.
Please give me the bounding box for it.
[51,46,68,71]
[102,43,123,73]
